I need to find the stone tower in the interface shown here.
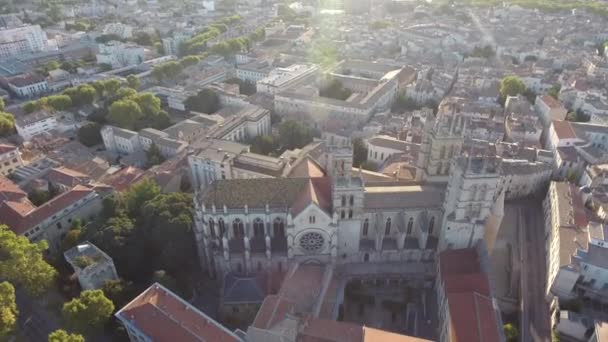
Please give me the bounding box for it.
[439,154,503,251]
[324,132,365,260]
[416,98,466,183]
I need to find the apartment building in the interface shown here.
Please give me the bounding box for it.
[7,74,49,98]
[15,110,58,141]
[0,143,23,176]
[0,24,48,58]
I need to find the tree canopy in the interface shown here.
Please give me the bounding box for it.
[319,80,352,101]
[63,85,95,107]
[499,76,526,100]
[0,112,15,137]
[185,89,220,113]
[353,138,368,168]
[126,75,140,90]
[107,99,143,130]
[146,143,166,167]
[47,95,73,111]
[279,120,314,150]
[250,135,278,155]
[62,290,114,332]
[504,323,519,342]
[0,225,57,296]
[78,122,103,147]
[0,281,17,338]
[48,329,85,342]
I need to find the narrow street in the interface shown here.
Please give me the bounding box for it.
[517,199,551,342]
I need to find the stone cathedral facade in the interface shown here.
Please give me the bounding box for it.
[191,106,512,279]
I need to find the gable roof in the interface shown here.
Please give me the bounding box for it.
[200,177,332,213]
[0,143,17,155]
[0,175,27,202]
[47,167,91,188]
[116,283,242,342]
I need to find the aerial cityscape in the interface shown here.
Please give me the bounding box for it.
[0,0,608,341]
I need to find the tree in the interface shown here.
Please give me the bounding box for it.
[0,281,17,338]
[62,290,114,332]
[115,87,137,100]
[123,179,161,216]
[47,95,73,111]
[102,79,122,98]
[391,94,419,112]
[126,75,140,90]
[179,55,200,68]
[107,100,143,129]
[0,225,57,296]
[102,279,135,309]
[504,323,519,342]
[279,120,314,150]
[185,89,220,113]
[48,329,85,342]
[146,143,165,167]
[353,138,368,168]
[77,122,103,147]
[63,85,95,107]
[132,92,161,116]
[62,227,82,252]
[23,100,43,114]
[0,112,15,137]
[28,189,51,206]
[499,76,526,100]
[548,85,561,99]
[0,97,5,111]
[319,80,351,100]
[250,135,277,155]
[152,270,178,292]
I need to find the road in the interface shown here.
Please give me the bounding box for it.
[517,199,551,342]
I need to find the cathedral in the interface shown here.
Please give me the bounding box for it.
[191,105,507,279]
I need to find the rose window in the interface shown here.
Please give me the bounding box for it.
[299,232,325,253]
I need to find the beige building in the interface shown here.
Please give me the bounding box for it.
[0,144,23,176]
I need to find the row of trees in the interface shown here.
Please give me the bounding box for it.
[151,55,201,82]
[249,120,316,155]
[0,97,14,137]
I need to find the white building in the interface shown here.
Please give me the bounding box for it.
[15,110,58,141]
[7,74,48,98]
[535,95,567,128]
[0,24,48,58]
[96,41,144,68]
[256,64,318,95]
[161,32,192,56]
[64,242,119,290]
[365,135,418,165]
[102,23,133,39]
[236,60,273,83]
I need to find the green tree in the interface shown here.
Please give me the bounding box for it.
[0,112,15,137]
[352,138,368,168]
[319,79,352,100]
[548,85,561,99]
[102,279,135,309]
[126,75,140,90]
[132,92,161,116]
[115,87,137,100]
[499,76,526,100]
[48,329,85,342]
[107,99,143,129]
[504,323,519,342]
[23,100,43,114]
[250,135,277,155]
[77,122,103,147]
[179,56,200,68]
[47,3,63,22]
[125,179,161,216]
[47,95,73,111]
[62,227,82,252]
[279,120,313,150]
[146,143,166,167]
[63,85,95,107]
[0,97,5,111]
[28,189,50,206]
[0,225,57,296]
[152,270,178,292]
[0,281,17,338]
[91,81,106,98]
[62,290,114,332]
[102,79,122,98]
[185,89,220,113]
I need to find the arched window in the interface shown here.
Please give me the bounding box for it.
[273,218,285,238]
[341,195,346,206]
[348,209,353,219]
[209,218,216,238]
[428,217,435,235]
[364,253,369,262]
[233,219,244,238]
[363,218,369,236]
[218,218,225,237]
[253,218,265,237]
[407,218,413,235]
[349,195,354,206]
[385,218,391,235]
[478,185,487,201]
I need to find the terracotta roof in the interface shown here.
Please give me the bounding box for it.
[116,283,242,342]
[539,95,564,109]
[299,317,363,342]
[552,120,578,140]
[47,167,91,188]
[8,74,45,87]
[362,326,432,341]
[291,177,332,216]
[103,166,145,192]
[287,157,325,178]
[2,185,94,235]
[447,291,500,342]
[0,143,17,155]
[439,248,481,277]
[0,176,27,202]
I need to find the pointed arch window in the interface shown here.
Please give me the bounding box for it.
[208,218,216,238]
[385,218,392,235]
[428,217,435,235]
[273,218,285,238]
[407,218,414,235]
[233,219,244,238]
[363,218,369,236]
[253,218,265,237]
[218,218,225,237]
